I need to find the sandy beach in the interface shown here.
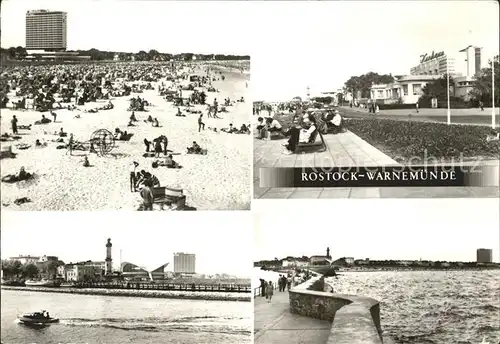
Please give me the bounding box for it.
[0,62,251,211]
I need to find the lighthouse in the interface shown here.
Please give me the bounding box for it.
[105,238,112,275]
[326,247,331,259]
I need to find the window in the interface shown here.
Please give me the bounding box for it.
[403,85,408,96]
[377,90,384,98]
[413,84,422,95]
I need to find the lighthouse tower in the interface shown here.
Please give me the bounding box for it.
[105,238,112,275]
[326,247,331,259]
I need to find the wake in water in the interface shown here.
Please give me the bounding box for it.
[59,315,250,335]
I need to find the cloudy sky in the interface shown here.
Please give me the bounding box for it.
[254,199,500,263]
[1,212,253,277]
[1,1,499,100]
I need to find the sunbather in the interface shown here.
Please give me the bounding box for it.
[187,141,203,154]
[2,167,33,183]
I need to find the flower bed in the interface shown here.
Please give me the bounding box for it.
[347,118,500,163]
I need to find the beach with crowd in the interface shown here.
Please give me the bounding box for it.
[0,59,251,210]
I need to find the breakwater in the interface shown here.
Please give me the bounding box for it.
[1,286,251,302]
[289,276,384,344]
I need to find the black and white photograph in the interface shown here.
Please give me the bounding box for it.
[253,200,500,344]
[0,0,251,211]
[252,1,499,199]
[1,212,252,344]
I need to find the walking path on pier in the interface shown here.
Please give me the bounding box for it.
[254,290,331,344]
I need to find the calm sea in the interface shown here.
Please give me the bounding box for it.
[1,290,251,344]
[327,270,500,344]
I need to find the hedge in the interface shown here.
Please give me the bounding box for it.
[347,118,500,163]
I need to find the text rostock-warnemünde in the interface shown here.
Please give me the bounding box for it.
[301,170,457,182]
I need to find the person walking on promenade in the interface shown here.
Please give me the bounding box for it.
[259,278,266,297]
[278,275,283,292]
[266,281,274,303]
[480,100,484,111]
[287,275,292,291]
[415,102,419,113]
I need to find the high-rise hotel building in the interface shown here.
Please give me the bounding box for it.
[26,10,67,51]
[173,253,196,274]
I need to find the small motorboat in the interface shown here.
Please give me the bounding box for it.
[18,310,59,324]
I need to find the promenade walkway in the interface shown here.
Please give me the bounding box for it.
[254,290,331,344]
[253,130,499,199]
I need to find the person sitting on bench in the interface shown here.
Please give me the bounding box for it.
[264,117,283,139]
[325,110,343,133]
[282,114,317,155]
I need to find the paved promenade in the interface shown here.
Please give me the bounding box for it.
[254,290,331,344]
[253,131,499,199]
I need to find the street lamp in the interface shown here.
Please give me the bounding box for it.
[446,61,451,125]
[492,56,496,129]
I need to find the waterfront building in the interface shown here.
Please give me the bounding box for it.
[8,255,40,265]
[310,255,330,265]
[477,248,493,263]
[39,255,58,262]
[410,50,456,76]
[65,263,97,282]
[369,46,483,105]
[26,10,67,51]
[173,253,196,274]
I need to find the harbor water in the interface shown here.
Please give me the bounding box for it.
[1,289,251,344]
[327,269,500,344]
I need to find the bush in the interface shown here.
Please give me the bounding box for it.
[347,118,500,162]
[377,103,416,110]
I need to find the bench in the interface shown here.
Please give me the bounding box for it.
[296,129,327,153]
[152,186,186,209]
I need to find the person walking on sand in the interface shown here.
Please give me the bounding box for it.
[154,139,162,158]
[198,114,205,132]
[11,115,18,134]
[130,161,139,192]
[140,179,154,211]
[266,281,274,302]
[68,133,74,155]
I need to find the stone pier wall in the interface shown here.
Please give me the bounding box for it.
[289,278,383,344]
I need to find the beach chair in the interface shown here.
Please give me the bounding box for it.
[295,129,327,153]
[151,186,187,210]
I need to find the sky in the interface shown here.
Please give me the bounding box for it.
[254,199,500,263]
[1,212,253,277]
[1,1,499,100]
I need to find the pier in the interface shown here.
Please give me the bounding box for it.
[254,276,392,344]
[73,281,251,293]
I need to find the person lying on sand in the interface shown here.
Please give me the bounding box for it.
[239,124,250,134]
[35,139,47,147]
[1,167,33,183]
[146,115,154,123]
[74,114,81,119]
[221,124,239,134]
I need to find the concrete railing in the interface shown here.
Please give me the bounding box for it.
[288,278,383,344]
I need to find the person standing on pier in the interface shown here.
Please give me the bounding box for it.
[260,278,266,297]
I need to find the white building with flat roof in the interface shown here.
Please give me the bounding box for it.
[173,253,196,274]
[26,10,67,51]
